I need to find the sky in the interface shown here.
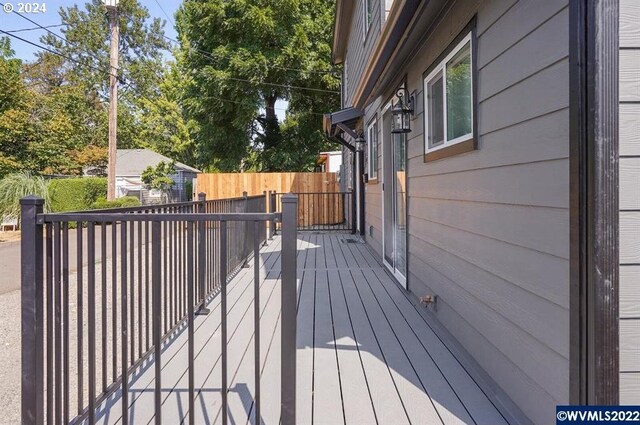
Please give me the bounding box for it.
[0,0,181,60]
[0,0,289,120]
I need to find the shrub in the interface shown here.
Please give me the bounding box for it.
[48,177,107,212]
[91,196,141,210]
[0,172,51,222]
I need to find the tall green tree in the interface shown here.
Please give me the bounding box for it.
[176,0,340,172]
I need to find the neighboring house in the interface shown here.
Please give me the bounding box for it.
[116,149,201,203]
[325,0,634,423]
[317,151,343,172]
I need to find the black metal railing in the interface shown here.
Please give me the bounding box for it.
[270,191,353,232]
[20,193,298,425]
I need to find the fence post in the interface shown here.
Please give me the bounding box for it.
[197,193,209,315]
[280,193,297,425]
[21,196,45,425]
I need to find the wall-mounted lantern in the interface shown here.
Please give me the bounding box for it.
[391,88,415,134]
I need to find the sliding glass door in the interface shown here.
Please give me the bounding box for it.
[382,108,407,286]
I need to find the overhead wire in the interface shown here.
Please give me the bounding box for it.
[5,24,66,33]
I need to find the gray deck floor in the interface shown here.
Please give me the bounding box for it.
[92,233,511,425]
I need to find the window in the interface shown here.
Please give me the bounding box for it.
[424,32,474,158]
[364,0,374,36]
[367,119,378,180]
[342,55,348,107]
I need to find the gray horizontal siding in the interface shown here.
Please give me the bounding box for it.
[344,0,380,106]
[620,0,640,403]
[360,1,570,424]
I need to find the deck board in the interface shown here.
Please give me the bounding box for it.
[91,233,513,425]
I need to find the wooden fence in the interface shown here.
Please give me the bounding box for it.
[196,172,341,198]
[196,173,348,228]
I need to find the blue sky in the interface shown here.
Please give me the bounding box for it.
[0,0,289,119]
[0,1,181,60]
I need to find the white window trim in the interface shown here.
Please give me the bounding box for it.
[367,118,378,180]
[424,32,474,155]
[363,0,372,40]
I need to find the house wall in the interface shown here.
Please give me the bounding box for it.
[619,0,640,404]
[363,0,570,423]
[341,0,384,222]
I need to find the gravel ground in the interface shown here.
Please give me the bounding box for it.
[0,288,22,425]
[0,225,179,425]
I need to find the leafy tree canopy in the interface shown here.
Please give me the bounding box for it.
[176,0,340,172]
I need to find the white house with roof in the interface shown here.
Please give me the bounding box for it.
[116,149,201,202]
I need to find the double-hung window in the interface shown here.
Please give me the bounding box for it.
[367,119,378,180]
[424,32,475,159]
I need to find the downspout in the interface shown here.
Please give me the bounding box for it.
[569,0,619,404]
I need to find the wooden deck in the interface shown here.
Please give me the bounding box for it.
[91,233,512,425]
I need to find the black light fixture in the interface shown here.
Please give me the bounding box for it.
[355,135,366,152]
[391,88,414,134]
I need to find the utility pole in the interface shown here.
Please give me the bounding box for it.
[104,0,119,200]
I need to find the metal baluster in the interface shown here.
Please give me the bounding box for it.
[101,222,108,392]
[121,221,129,425]
[220,220,228,425]
[187,221,195,425]
[46,222,53,425]
[152,220,162,425]
[145,219,150,351]
[253,221,261,424]
[87,222,96,425]
[54,222,62,425]
[111,222,118,383]
[77,222,84,415]
[129,222,135,365]
[62,223,70,424]
[138,219,143,358]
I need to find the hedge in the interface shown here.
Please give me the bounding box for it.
[48,177,107,212]
[91,196,141,210]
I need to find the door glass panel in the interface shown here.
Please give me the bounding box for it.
[393,132,407,278]
[383,111,394,265]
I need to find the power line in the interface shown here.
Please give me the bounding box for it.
[0,2,109,72]
[5,24,66,33]
[153,0,175,26]
[0,30,133,90]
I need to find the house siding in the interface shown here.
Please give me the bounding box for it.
[363,1,570,423]
[619,0,640,405]
[341,0,383,216]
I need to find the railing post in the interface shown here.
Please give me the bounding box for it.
[197,192,209,315]
[270,192,277,237]
[264,191,270,242]
[280,193,297,425]
[21,196,44,425]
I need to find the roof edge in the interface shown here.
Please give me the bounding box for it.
[332,0,355,64]
[352,0,421,108]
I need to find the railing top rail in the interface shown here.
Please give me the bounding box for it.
[49,193,267,215]
[273,191,351,195]
[37,212,280,224]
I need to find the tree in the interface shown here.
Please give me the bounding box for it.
[37,0,171,150]
[141,160,176,202]
[138,61,197,166]
[176,0,340,172]
[0,1,191,178]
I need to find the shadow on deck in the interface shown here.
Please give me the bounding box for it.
[91,233,515,425]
